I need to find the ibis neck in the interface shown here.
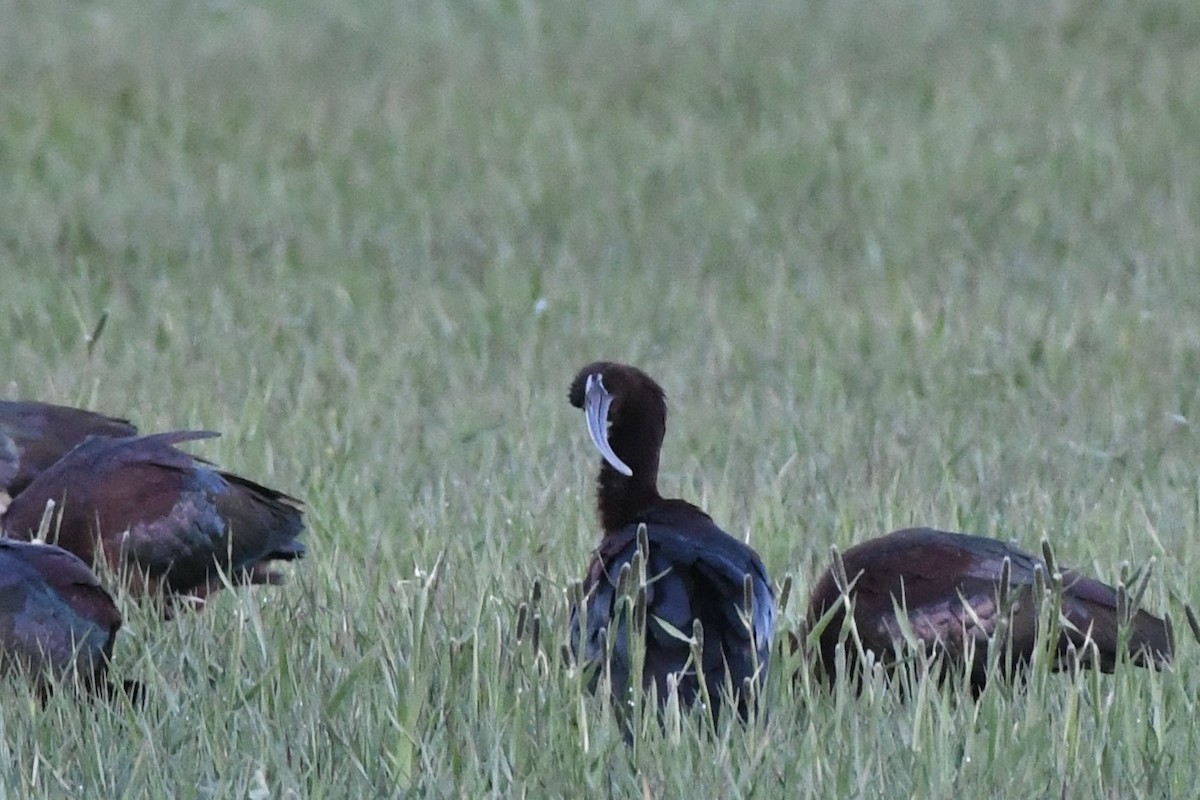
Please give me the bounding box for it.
[596,456,661,533]
[593,395,666,533]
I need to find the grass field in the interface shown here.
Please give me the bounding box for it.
[2,0,1200,796]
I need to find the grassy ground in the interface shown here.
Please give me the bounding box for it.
[2,0,1200,795]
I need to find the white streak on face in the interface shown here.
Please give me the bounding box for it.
[584,374,633,476]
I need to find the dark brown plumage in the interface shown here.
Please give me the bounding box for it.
[806,527,1173,692]
[1,431,305,609]
[0,400,137,503]
[0,538,127,696]
[568,362,775,725]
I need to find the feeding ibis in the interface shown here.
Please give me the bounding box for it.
[0,538,130,697]
[806,526,1173,692]
[1,431,305,610]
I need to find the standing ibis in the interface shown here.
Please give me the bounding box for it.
[568,362,775,725]
[1,431,305,609]
[0,538,127,696]
[806,527,1173,692]
[1,400,137,507]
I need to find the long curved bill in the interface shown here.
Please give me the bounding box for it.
[583,374,633,476]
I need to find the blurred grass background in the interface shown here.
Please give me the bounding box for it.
[1,0,1199,796]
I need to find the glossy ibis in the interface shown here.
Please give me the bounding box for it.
[1,431,305,609]
[568,362,775,725]
[1,400,137,507]
[0,539,127,696]
[806,526,1173,693]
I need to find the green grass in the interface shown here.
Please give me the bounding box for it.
[2,0,1200,795]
